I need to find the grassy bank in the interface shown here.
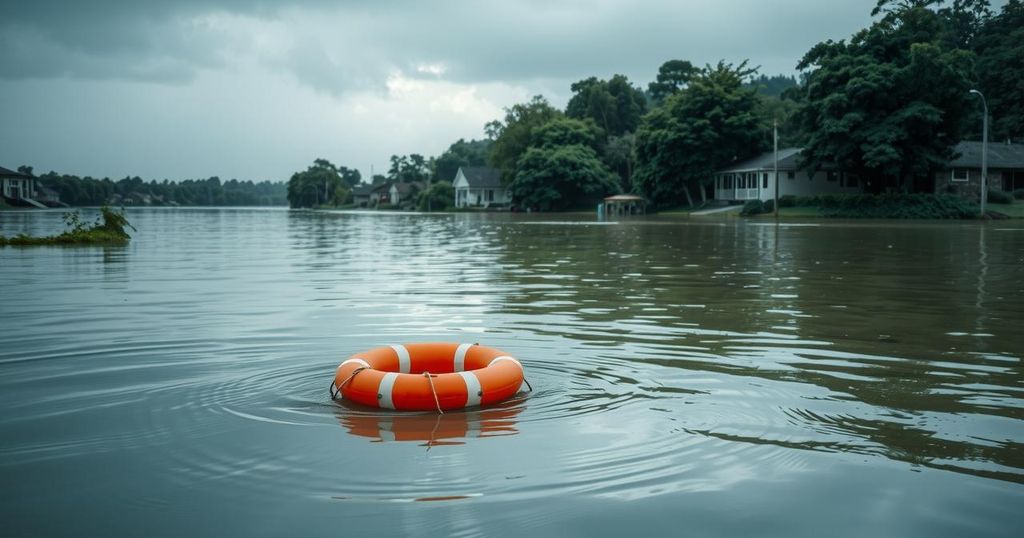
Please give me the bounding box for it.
[0,206,134,246]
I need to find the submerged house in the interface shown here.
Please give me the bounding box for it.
[713,141,1024,202]
[352,183,375,207]
[389,181,424,208]
[453,166,509,208]
[939,141,1024,197]
[713,148,860,202]
[1,165,49,208]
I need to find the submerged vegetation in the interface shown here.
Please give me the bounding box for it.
[0,207,134,246]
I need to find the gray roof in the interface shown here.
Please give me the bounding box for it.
[458,166,502,188]
[950,141,1024,169]
[0,165,32,178]
[717,148,803,173]
[352,183,375,196]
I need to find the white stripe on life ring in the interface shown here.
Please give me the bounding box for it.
[390,344,411,373]
[453,343,473,372]
[377,372,399,409]
[458,371,482,408]
[489,356,523,371]
[339,358,370,370]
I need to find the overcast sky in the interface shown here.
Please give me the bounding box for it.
[0,0,877,183]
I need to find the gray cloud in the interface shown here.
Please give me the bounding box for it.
[1,0,874,91]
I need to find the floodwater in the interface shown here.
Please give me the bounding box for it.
[1,208,1022,537]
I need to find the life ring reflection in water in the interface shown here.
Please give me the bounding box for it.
[330,343,527,412]
[338,402,523,446]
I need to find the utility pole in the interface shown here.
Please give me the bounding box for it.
[773,118,779,219]
[970,89,989,218]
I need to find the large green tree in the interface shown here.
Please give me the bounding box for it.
[488,95,562,183]
[796,5,975,191]
[510,117,620,211]
[647,59,698,104]
[287,158,349,208]
[566,75,647,138]
[386,154,430,184]
[634,61,765,208]
[432,138,492,182]
[974,0,1024,142]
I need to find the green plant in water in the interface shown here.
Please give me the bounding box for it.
[0,206,135,246]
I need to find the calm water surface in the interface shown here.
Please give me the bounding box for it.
[1,208,1023,537]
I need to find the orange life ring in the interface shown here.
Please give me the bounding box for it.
[330,343,525,411]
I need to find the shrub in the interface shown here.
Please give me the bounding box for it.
[819,193,977,219]
[1013,189,1024,200]
[988,189,1013,204]
[762,199,775,213]
[778,195,797,208]
[740,199,765,216]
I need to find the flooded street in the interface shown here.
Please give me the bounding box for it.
[2,208,1022,537]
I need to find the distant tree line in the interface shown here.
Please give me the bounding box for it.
[21,166,287,206]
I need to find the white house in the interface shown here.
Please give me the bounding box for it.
[714,142,1024,203]
[453,166,509,208]
[1,165,47,208]
[713,148,862,202]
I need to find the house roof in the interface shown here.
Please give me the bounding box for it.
[352,183,375,196]
[371,181,392,193]
[458,166,502,188]
[717,148,803,173]
[391,181,424,196]
[605,194,645,202]
[0,165,33,179]
[950,141,1024,169]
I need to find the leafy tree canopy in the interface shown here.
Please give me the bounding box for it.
[287,158,351,208]
[566,75,647,137]
[488,95,563,183]
[634,61,765,208]
[796,5,975,187]
[974,0,1024,142]
[387,154,430,184]
[647,60,698,104]
[432,138,492,182]
[511,144,620,212]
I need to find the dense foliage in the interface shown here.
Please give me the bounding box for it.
[416,181,455,211]
[286,158,356,208]
[488,96,562,183]
[974,0,1024,142]
[0,206,134,246]
[633,62,765,208]
[432,139,492,182]
[797,6,974,190]
[565,75,647,138]
[32,171,286,207]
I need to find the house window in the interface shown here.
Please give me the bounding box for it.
[725,175,733,189]
[487,189,494,202]
[951,168,969,182]
[762,173,768,189]
[787,171,795,180]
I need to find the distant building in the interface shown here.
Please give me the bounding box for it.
[352,183,375,207]
[1,165,50,208]
[939,141,1024,197]
[370,182,392,206]
[389,181,424,208]
[453,166,508,208]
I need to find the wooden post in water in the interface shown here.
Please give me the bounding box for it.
[773,119,779,220]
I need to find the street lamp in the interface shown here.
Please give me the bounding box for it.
[969,89,988,218]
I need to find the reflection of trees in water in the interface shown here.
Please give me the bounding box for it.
[484,219,1024,482]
